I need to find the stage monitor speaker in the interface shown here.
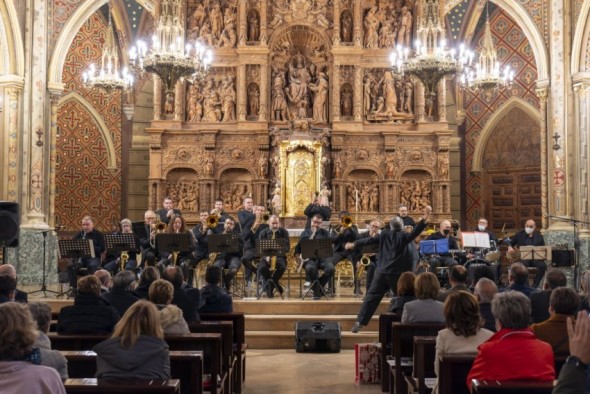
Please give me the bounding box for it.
[295,321,341,353]
[551,249,574,267]
[0,201,19,248]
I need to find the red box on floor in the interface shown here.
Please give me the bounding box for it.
[355,342,381,384]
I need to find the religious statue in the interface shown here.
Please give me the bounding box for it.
[333,157,342,178]
[381,71,399,115]
[341,88,353,117]
[221,76,236,122]
[286,53,312,107]
[340,12,353,42]
[271,184,282,215]
[397,6,413,48]
[438,155,449,179]
[271,68,289,121]
[369,186,379,212]
[164,92,175,114]
[319,185,331,207]
[259,154,268,177]
[247,85,260,117]
[308,72,329,123]
[210,3,223,40]
[248,11,260,41]
[204,154,214,176]
[363,7,379,48]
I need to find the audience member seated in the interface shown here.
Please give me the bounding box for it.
[0,274,16,304]
[0,264,27,302]
[578,270,590,312]
[27,302,68,379]
[199,266,233,313]
[148,279,189,334]
[401,272,445,323]
[134,266,160,300]
[552,310,590,394]
[531,287,580,356]
[94,269,112,295]
[162,266,200,323]
[94,300,170,380]
[437,265,469,302]
[504,262,536,298]
[466,291,555,391]
[388,271,416,314]
[531,269,567,324]
[432,291,493,394]
[474,278,498,332]
[101,271,139,317]
[56,275,120,334]
[0,303,66,394]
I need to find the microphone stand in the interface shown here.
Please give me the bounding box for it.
[547,215,590,289]
[29,230,59,297]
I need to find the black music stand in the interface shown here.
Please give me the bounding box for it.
[208,233,242,297]
[132,221,148,241]
[105,233,137,272]
[29,230,60,297]
[58,239,95,298]
[300,239,333,300]
[156,233,191,266]
[255,238,290,299]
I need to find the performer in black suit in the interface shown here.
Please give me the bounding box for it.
[69,215,105,287]
[154,196,182,224]
[398,204,416,227]
[241,205,268,288]
[237,196,255,231]
[327,211,359,293]
[303,194,331,229]
[353,219,381,292]
[257,215,290,297]
[295,214,332,299]
[212,198,229,233]
[426,219,460,270]
[157,215,196,270]
[184,210,216,286]
[508,219,546,288]
[213,217,244,290]
[475,218,499,245]
[103,219,140,273]
[139,210,158,267]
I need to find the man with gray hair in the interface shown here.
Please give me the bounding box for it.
[94,269,112,295]
[28,302,68,378]
[474,277,498,332]
[0,264,27,302]
[100,271,138,316]
[426,219,460,270]
[505,262,536,298]
[466,291,555,390]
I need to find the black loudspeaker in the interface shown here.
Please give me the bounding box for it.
[552,250,574,267]
[0,201,19,248]
[295,321,341,353]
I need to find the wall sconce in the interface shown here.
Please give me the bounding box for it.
[552,132,561,151]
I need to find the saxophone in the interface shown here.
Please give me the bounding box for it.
[120,251,129,272]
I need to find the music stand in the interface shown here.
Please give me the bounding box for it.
[300,239,333,300]
[208,233,242,297]
[132,221,148,241]
[57,239,95,298]
[105,233,137,272]
[255,238,290,299]
[520,246,551,261]
[156,233,191,266]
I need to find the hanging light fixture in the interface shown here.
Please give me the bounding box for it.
[128,0,212,92]
[460,0,514,98]
[82,5,134,93]
[389,0,473,102]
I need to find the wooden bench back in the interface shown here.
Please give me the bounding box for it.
[378,312,401,392]
[471,379,554,393]
[63,378,180,393]
[438,353,476,394]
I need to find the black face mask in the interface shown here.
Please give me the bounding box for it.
[443,229,450,235]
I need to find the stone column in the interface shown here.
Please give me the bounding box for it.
[573,79,590,237]
[47,88,63,227]
[536,86,549,229]
[332,65,341,122]
[416,82,425,123]
[353,66,362,121]
[4,82,23,201]
[238,65,247,121]
[153,75,163,120]
[438,78,447,122]
[260,1,268,45]
[260,64,268,121]
[353,0,362,47]
[332,0,340,44]
[239,0,247,45]
[174,80,185,121]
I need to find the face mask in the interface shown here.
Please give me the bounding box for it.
[478,225,486,231]
[443,229,450,235]
[525,227,534,235]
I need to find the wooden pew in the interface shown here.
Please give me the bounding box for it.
[471,379,555,394]
[379,312,401,392]
[49,333,224,394]
[404,336,436,394]
[63,378,180,393]
[189,321,234,394]
[199,312,246,392]
[62,350,203,394]
[391,322,445,394]
[438,353,476,394]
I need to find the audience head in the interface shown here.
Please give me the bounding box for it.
[414,272,440,300]
[112,271,136,291]
[0,274,16,301]
[396,272,416,297]
[206,265,222,286]
[0,303,39,361]
[77,275,101,296]
[491,291,531,330]
[148,279,174,305]
[448,265,468,286]
[28,301,52,334]
[0,264,17,279]
[474,278,497,303]
[163,266,184,289]
[94,269,112,289]
[549,287,580,316]
[444,291,483,337]
[544,269,567,290]
[139,266,160,285]
[581,270,590,297]
[111,300,163,348]
[508,262,528,285]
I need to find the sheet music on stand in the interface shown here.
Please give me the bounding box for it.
[301,239,333,261]
[520,246,552,262]
[360,243,379,255]
[461,232,491,249]
[208,233,241,254]
[256,238,290,257]
[156,233,191,253]
[105,233,137,254]
[58,239,95,259]
[132,221,148,240]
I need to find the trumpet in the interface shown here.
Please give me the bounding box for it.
[206,214,219,229]
[356,254,372,278]
[262,212,270,222]
[150,221,167,248]
[335,214,353,235]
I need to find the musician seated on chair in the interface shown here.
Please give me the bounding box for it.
[157,215,196,271]
[185,210,217,287]
[68,216,105,288]
[103,219,140,274]
[155,196,182,225]
[237,196,255,231]
[257,215,290,298]
[241,205,269,287]
[426,220,460,271]
[212,198,230,233]
[295,214,332,300]
[328,211,360,294]
[140,210,158,267]
[508,219,546,288]
[353,219,381,293]
[466,217,500,260]
[213,217,244,290]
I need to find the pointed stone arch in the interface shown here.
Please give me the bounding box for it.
[0,0,24,76]
[572,0,590,73]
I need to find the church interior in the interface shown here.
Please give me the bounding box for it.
[0,0,590,392]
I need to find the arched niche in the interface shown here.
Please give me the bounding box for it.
[345,169,380,213]
[340,10,353,43]
[247,9,260,42]
[165,168,199,213]
[399,170,433,214]
[340,83,353,118]
[219,168,254,212]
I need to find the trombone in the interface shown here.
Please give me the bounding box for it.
[150,220,167,248]
[334,214,354,235]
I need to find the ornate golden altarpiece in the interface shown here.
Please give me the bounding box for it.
[147,0,453,226]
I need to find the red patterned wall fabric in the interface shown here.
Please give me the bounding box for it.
[56,12,122,232]
[463,8,540,230]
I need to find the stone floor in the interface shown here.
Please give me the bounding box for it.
[243,349,382,394]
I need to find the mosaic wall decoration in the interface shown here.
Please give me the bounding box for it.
[518,0,550,46]
[49,0,84,55]
[463,7,540,229]
[56,12,123,232]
